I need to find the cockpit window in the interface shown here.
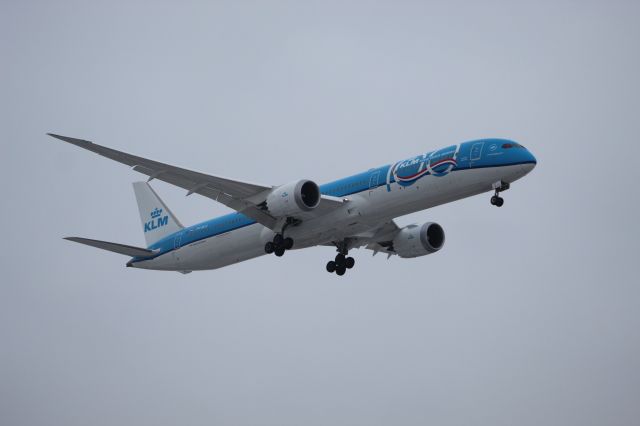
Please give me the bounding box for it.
[502,142,526,149]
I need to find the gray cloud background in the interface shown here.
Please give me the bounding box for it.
[2,1,639,425]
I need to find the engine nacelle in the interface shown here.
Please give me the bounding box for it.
[265,179,321,217]
[392,222,445,258]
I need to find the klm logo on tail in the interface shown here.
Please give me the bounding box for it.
[144,207,168,233]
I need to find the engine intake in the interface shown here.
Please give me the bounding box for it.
[392,222,445,258]
[265,179,321,217]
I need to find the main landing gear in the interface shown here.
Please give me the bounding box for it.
[264,233,294,257]
[490,181,510,207]
[326,254,355,276]
[326,242,355,276]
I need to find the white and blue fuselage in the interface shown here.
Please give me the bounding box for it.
[123,138,536,272]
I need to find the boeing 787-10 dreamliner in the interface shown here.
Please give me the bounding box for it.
[49,134,536,276]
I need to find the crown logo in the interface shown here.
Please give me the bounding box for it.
[150,208,163,219]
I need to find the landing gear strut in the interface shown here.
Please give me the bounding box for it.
[264,233,294,257]
[490,181,510,207]
[326,241,355,276]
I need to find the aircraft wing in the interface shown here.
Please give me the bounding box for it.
[49,133,281,228]
[322,220,401,257]
[362,220,401,256]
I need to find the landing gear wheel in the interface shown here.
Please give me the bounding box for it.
[270,234,293,256]
[490,181,509,207]
[328,240,355,275]
[326,261,336,273]
[345,257,355,269]
[283,237,294,250]
[264,241,275,254]
[491,195,504,207]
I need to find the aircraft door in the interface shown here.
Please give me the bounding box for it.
[369,170,381,196]
[173,231,183,263]
[469,142,484,167]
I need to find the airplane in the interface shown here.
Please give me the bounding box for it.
[49,134,537,276]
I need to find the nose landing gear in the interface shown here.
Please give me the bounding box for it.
[490,181,510,207]
[490,195,504,207]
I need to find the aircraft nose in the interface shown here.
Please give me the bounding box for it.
[527,148,537,165]
[522,148,537,173]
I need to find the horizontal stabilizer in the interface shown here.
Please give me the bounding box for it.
[64,237,157,257]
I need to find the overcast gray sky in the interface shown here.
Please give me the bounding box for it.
[2,1,640,425]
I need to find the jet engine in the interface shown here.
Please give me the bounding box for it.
[392,222,445,258]
[265,179,321,217]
